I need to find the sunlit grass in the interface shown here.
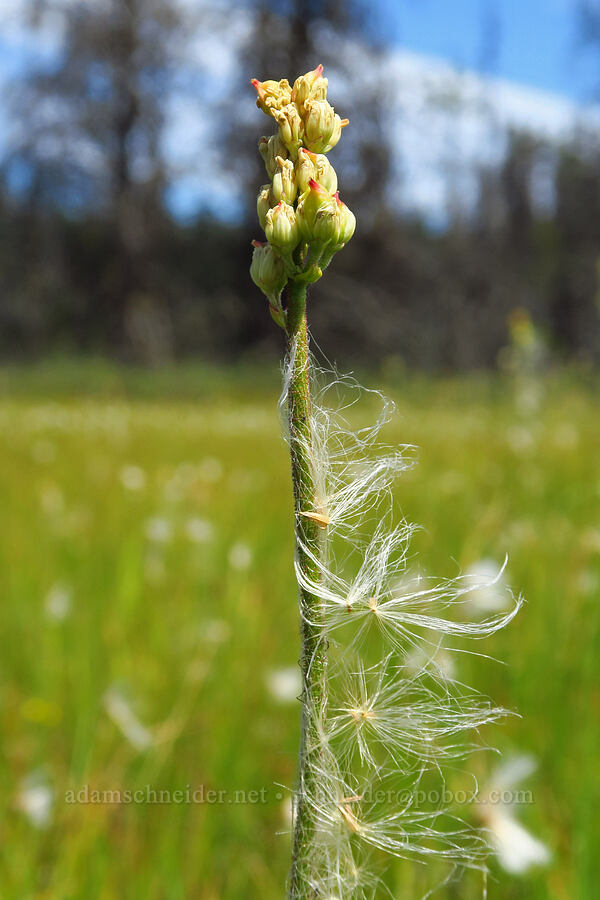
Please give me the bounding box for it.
[0,362,598,898]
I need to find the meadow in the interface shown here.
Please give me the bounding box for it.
[0,359,598,899]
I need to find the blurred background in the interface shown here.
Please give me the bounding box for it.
[1,0,600,366]
[0,1,599,898]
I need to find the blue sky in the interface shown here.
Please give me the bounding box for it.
[2,0,599,222]
[381,0,596,102]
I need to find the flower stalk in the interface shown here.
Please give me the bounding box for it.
[250,65,355,895]
[285,281,328,897]
[249,64,523,898]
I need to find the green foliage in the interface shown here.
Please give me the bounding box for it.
[0,363,598,898]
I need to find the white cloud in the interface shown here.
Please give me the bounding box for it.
[386,48,600,218]
[2,6,599,221]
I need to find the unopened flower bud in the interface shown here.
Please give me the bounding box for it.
[258,134,289,178]
[272,156,297,205]
[250,240,287,300]
[257,184,276,231]
[295,148,316,193]
[334,192,356,245]
[265,201,299,252]
[312,204,341,245]
[296,179,336,242]
[273,104,303,156]
[296,148,338,194]
[304,100,348,153]
[292,64,328,115]
[251,78,292,116]
[317,193,356,269]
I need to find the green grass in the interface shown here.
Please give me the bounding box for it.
[0,361,598,898]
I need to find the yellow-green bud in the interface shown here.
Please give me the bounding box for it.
[257,184,276,231]
[317,193,356,269]
[296,179,336,242]
[296,148,338,193]
[273,103,303,156]
[303,99,349,153]
[295,148,315,194]
[271,156,297,205]
[265,201,299,252]
[292,64,328,115]
[251,78,292,116]
[258,134,289,178]
[250,240,287,299]
[312,204,341,245]
[334,194,356,245]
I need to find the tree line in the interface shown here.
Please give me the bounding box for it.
[1,0,599,367]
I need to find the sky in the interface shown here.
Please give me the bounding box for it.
[0,0,595,101]
[380,0,596,103]
[1,0,599,222]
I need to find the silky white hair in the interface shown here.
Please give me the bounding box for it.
[281,342,522,897]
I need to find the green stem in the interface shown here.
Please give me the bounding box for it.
[286,278,328,899]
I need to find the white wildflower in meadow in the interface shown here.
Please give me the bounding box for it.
[553,422,578,451]
[228,468,264,493]
[103,687,154,752]
[198,456,223,483]
[202,618,231,644]
[514,382,542,416]
[506,425,535,454]
[476,755,550,875]
[228,541,253,571]
[266,666,302,703]
[144,516,172,543]
[31,438,56,464]
[39,482,65,517]
[577,568,599,596]
[581,528,600,554]
[163,462,198,502]
[16,772,53,828]
[44,582,72,621]
[119,464,147,492]
[144,550,166,584]
[185,516,214,543]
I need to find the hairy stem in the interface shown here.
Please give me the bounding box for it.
[286,279,328,899]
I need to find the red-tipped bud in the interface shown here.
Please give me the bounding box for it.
[292,65,329,115]
[334,193,356,245]
[308,178,327,194]
[303,100,346,153]
[265,201,299,252]
[296,181,336,242]
[251,78,292,116]
[250,241,287,300]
